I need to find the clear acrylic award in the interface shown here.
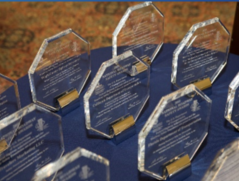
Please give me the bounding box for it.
[29,29,91,113]
[138,84,212,180]
[225,72,239,130]
[0,104,64,180]
[32,147,110,181]
[202,139,239,181]
[84,51,150,143]
[171,17,230,90]
[113,1,164,64]
[0,74,21,120]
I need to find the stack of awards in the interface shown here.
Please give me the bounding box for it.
[0,1,236,181]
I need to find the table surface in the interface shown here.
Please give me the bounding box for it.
[17,44,239,181]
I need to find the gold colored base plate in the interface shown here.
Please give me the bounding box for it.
[193,78,212,91]
[0,139,8,153]
[142,57,151,66]
[166,154,191,177]
[111,115,135,136]
[57,89,79,108]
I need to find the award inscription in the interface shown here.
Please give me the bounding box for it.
[146,98,201,171]
[138,84,211,180]
[89,56,148,135]
[85,51,149,138]
[29,29,90,111]
[172,17,230,88]
[113,2,164,63]
[0,106,63,181]
[180,29,222,84]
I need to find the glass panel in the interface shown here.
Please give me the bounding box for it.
[32,147,110,181]
[202,139,239,181]
[138,84,212,180]
[172,17,230,88]
[84,51,150,138]
[29,29,90,111]
[113,2,164,63]
[0,104,64,180]
[225,72,239,129]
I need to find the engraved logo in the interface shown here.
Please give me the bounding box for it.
[79,165,94,179]
[95,83,105,95]
[35,118,48,131]
[151,13,156,23]
[145,45,155,51]
[73,41,79,52]
[190,100,200,112]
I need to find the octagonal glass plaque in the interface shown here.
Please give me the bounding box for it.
[0,103,64,181]
[171,17,230,88]
[113,1,164,64]
[202,139,239,181]
[84,51,150,139]
[138,84,211,180]
[29,29,91,111]
[225,72,239,130]
[0,74,21,121]
[32,147,110,181]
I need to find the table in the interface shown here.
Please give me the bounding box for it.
[17,44,239,181]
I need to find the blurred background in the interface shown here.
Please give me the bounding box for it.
[0,2,237,80]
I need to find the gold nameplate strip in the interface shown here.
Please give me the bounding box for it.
[193,77,212,91]
[57,89,79,108]
[111,115,135,136]
[135,62,148,74]
[166,154,191,177]
[0,139,8,153]
[142,57,151,66]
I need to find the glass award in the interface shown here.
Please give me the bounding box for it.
[113,1,164,64]
[202,139,239,181]
[0,74,21,120]
[29,29,91,113]
[225,72,239,130]
[138,84,212,180]
[171,17,230,90]
[32,147,110,181]
[0,103,64,180]
[84,51,150,142]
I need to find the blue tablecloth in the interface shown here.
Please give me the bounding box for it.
[17,44,239,181]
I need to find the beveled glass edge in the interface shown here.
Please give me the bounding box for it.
[229,72,239,91]
[84,50,150,138]
[0,103,64,153]
[171,17,230,87]
[28,29,90,111]
[225,72,239,130]
[84,51,133,139]
[112,1,164,60]
[138,84,211,179]
[202,139,239,181]
[32,147,110,181]
[0,73,21,112]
